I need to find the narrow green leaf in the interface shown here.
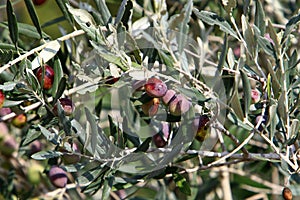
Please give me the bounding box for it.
[240,69,251,118]
[6,0,19,49]
[94,0,112,25]
[31,150,63,160]
[177,0,192,54]
[241,15,256,57]
[67,5,104,44]
[173,173,191,195]
[53,76,67,105]
[0,22,50,39]
[22,128,41,146]
[217,35,228,72]
[282,13,300,44]
[254,0,266,35]
[193,9,239,40]
[85,107,98,154]
[115,0,133,29]
[0,49,13,65]
[38,125,62,145]
[55,0,74,25]
[50,58,64,98]
[134,137,152,153]
[24,0,43,39]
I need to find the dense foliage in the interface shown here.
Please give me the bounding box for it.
[0,0,300,199]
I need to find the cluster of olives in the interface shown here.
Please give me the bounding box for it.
[137,77,210,147]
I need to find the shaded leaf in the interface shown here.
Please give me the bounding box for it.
[6,0,18,49]
[240,69,251,118]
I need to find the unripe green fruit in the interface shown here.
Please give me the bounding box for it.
[36,64,54,90]
[0,90,4,108]
[28,163,44,185]
[141,98,160,116]
[169,94,191,116]
[11,114,27,128]
[144,77,168,98]
[48,166,68,188]
[162,89,176,105]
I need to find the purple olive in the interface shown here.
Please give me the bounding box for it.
[48,166,68,188]
[53,98,75,116]
[162,89,176,105]
[169,94,191,116]
[153,123,169,148]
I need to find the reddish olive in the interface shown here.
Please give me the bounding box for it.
[36,65,55,90]
[53,98,75,116]
[32,0,47,6]
[48,166,68,188]
[0,90,4,108]
[153,123,169,148]
[144,77,168,98]
[12,114,27,128]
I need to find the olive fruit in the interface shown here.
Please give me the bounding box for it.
[36,64,55,90]
[0,90,4,108]
[282,187,293,200]
[11,114,27,128]
[162,89,176,105]
[48,166,68,188]
[141,98,160,116]
[251,89,260,104]
[0,107,12,117]
[169,94,191,116]
[27,162,44,185]
[193,115,210,142]
[144,77,168,98]
[32,0,47,5]
[53,98,75,116]
[153,123,169,148]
